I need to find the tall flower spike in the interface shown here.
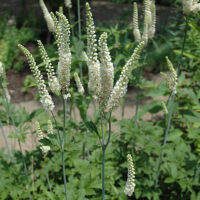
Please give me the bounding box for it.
[183,0,200,14]
[18,45,54,111]
[124,154,135,196]
[142,18,148,45]
[55,12,72,98]
[166,57,177,94]
[160,57,177,95]
[74,72,84,95]
[105,42,145,112]
[39,0,55,32]
[98,32,114,109]
[148,0,156,38]
[86,2,101,98]
[37,40,61,94]
[144,0,152,26]
[133,2,141,43]
[35,121,50,154]
[0,62,3,77]
[65,0,72,8]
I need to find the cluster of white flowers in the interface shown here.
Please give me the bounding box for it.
[133,0,156,45]
[0,62,3,77]
[183,0,200,14]
[53,12,72,98]
[133,3,141,42]
[105,42,144,112]
[18,44,55,111]
[65,0,72,8]
[35,121,50,155]
[19,11,73,110]
[85,3,144,113]
[98,32,114,109]
[161,57,178,95]
[74,72,84,95]
[37,40,61,94]
[124,154,135,197]
[39,0,55,33]
[86,3,101,98]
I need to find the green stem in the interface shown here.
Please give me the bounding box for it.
[0,119,13,160]
[44,164,52,192]
[155,17,189,187]
[134,84,140,127]
[101,112,112,200]
[51,111,62,147]
[77,0,83,82]
[77,0,81,40]
[155,93,175,186]
[62,98,68,200]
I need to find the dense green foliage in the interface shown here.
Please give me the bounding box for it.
[0,1,200,200]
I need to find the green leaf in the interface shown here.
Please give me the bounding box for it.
[85,121,100,138]
[167,131,182,142]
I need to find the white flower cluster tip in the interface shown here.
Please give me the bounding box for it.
[52,12,72,98]
[39,0,55,32]
[86,3,101,98]
[133,0,156,45]
[105,42,145,112]
[65,0,72,8]
[161,57,177,95]
[74,72,84,95]
[0,62,3,77]
[183,0,200,14]
[18,44,54,111]
[98,32,114,109]
[37,40,61,94]
[124,154,135,197]
[35,121,50,155]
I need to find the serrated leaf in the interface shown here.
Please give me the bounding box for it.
[85,121,100,138]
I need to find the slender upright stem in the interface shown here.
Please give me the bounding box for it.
[62,98,68,200]
[101,113,112,200]
[45,164,52,192]
[100,116,105,200]
[155,17,189,187]
[134,83,140,127]
[51,111,62,147]
[77,0,83,81]
[77,0,81,41]
[0,119,13,160]
[155,94,175,186]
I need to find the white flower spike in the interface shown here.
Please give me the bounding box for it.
[105,41,145,112]
[86,3,101,98]
[98,32,114,109]
[124,154,135,196]
[18,44,54,111]
[39,0,55,32]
